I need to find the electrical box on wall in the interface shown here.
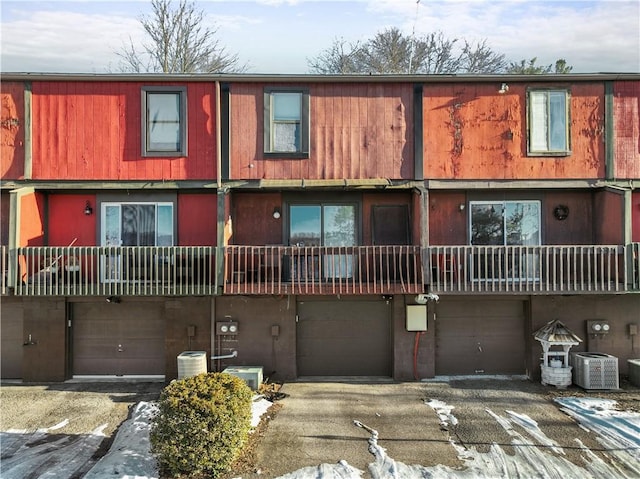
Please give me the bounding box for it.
[587,320,610,335]
[406,305,427,331]
[216,321,239,335]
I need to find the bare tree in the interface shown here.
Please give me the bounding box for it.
[117,0,247,73]
[506,57,573,74]
[459,39,507,74]
[308,27,505,74]
[306,37,364,74]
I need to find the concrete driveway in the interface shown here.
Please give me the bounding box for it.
[1,378,638,478]
[245,378,639,478]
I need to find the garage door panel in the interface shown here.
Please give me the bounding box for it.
[1,300,24,379]
[297,300,390,377]
[436,300,525,376]
[73,302,165,376]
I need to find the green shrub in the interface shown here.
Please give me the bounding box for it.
[150,372,253,478]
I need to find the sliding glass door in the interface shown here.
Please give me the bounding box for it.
[289,204,357,280]
[470,201,541,280]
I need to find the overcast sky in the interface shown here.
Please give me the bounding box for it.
[1,0,639,74]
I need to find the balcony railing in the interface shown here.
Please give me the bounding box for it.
[224,245,424,295]
[2,243,639,296]
[428,244,640,294]
[10,246,218,296]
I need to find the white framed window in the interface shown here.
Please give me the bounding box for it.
[102,202,174,246]
[528,89,570,155]
[142,87,187,156]
[264,89,310,158]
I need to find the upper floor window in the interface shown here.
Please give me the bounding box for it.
[142,87,187,157]
[264,89,310,158]
[527,89,570,156]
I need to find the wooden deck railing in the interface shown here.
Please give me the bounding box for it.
[10,246,218,296]
[2,243,639,296]
[224,245,424,295]
[427,244,639,294]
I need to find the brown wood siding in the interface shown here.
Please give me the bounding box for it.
[30,81,216,180]
[428,192,467,245]
[232,193,283,245]
[594,189,625,244]
[423,83,605,179]
[1,81,25,180]
[543,192,594,245]
[613,81,640,179]
[229,83,414,180]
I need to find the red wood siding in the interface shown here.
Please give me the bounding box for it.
[613,81,640,179]
[48,195,97,246]
[229,83,414,180]
[428,192,467,245]
[633,191,640,243]
[177,193,217,246]
[423,83,605,179]
[1,82,25,179]
[30,81,216,181]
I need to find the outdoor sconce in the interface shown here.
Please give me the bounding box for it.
[84,201,93,216]
[272,207,281,219]
[459,203,465,211]
[498,83,509,94]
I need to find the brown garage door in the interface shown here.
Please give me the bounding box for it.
[1,299,24,378]
[435,299,526,375]
[297,299,391,377]
[73,302,165,376]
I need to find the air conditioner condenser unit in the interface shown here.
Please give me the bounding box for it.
[570,352,619,390]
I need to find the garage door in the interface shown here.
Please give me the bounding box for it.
[73,302,165,376]
[297,299,391,376]
[435,299,526,375]
[1,299,24,379]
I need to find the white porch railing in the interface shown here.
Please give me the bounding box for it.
[11,246,218,296]
[2,243,639,296]
[427,245,637,294]
[224,245,424,295]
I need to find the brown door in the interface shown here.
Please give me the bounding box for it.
[73,302,165,376]
[297,299,391,376]
[1,299,24,378]
[435,299,526,375]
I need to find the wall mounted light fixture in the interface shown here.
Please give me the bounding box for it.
[84,201,93,216]
[498,83,509,94]
[272,207,281,219]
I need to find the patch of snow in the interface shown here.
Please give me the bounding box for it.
[251,395,274,428]
[3,391,640,479]
[48,419,70,431]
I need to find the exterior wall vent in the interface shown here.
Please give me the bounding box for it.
[570,352,619,390]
